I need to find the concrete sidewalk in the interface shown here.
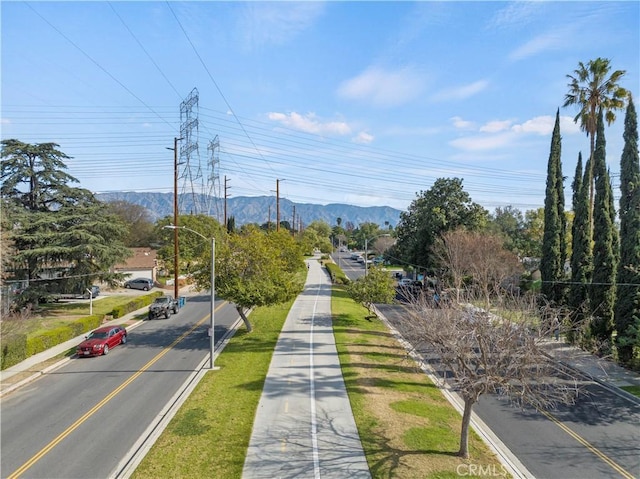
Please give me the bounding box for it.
[540,338,640,396]
[242,257,371,479]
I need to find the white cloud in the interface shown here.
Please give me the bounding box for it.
[488,2,541,30]
[338,66,426,108]
[267,111,352,136]
[450,114,583,152]
[509,31,566,61]
[480,120,513,133]
[0,118,11,124]
[352,131,374,144]
[240,2,324,48]
[432,80,489,102]
[450,116,475,130]
[511,115,581,135]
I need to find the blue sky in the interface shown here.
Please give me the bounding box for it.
[2,1,638,217]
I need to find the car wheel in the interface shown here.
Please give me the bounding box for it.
[121,335,127,344]
[125,284,130,289]
[103,344,109,355]
[173,307,178,314]
[165,310,170,319]
[143,286,149,291]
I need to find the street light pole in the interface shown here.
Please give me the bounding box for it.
[163,225,218,370]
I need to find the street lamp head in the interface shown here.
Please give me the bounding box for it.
[163,225,178,230]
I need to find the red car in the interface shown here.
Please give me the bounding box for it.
[76,326,127,357]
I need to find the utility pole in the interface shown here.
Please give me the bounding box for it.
[167,137,183,300]
[224,175,230,228]
[276,179,281,232]
[292,205,296,236]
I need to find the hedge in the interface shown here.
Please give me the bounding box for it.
[1,292,163,370]
[110,291,162,318]
[324,262,350,285]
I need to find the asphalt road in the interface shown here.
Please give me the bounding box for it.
[333,252,640,478]
[374,305,640,479]
[0,294,239,479]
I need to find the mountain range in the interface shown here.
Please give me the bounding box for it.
[96,192,404,228]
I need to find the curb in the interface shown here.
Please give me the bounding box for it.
[371,304,535,479]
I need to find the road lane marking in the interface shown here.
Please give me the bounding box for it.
[7,308,220,479]
[308,277,325,479]
[540,409,635,479]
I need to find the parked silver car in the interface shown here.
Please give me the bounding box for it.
[123,277,154,291]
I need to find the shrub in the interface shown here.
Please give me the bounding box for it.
[324,262,350,285]
[111,292,162,318]
[1,334,27,370]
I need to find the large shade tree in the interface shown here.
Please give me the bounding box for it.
[212,226,305,331]
[1,140,130,295]
[395,178,488,271]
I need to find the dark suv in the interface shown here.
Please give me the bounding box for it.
[148,295,179,320]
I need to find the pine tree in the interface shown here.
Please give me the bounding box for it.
[541,110,565,304]
[569,153,592,339]
[590,111,617,347]
[1,139,131,290]
[615,96,640,363]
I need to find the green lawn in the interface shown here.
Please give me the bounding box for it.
[132,285,506,478]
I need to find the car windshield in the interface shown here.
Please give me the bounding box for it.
[88,331,108,339]
[154,298,169,303]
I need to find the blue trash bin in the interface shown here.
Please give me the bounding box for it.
[179,296,186,308]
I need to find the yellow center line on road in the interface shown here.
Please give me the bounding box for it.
[8,306,222,479]
[540,409,635,479]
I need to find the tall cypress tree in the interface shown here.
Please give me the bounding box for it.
[569,153,592,338]
[615,96,640,363]
[590,110,617,347]
[541,110,565,304]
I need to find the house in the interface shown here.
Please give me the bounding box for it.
[114,248,158,282]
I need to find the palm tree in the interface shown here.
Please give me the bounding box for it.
[563,58,629,228]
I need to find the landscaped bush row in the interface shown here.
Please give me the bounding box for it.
[324,262,350,285]
[1,314,104,370]
[26,314,105,357]
[110,291,162,318]
[1,292,163,370]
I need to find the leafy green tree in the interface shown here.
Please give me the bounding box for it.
[227,215,236,234]
[155,214,226,277]
[1,139,94,211]
[487,206,524,255]
[347,266,396,314]
[395,178,488,270]
[213,226,304,331]
[590,110,618,346]
[1,140,130,293]
[104,200,156,247]
[522,208,544,259]
[568,153,592,339]
[541,110,567,304]
[564,58,628,226]
[615,96,640,363]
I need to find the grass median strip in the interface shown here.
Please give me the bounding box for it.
[331,285,508,479]
[132,301,292,479]
[133,286,508,478]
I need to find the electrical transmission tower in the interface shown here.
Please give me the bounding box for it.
[178,88,203,214]
[206,135,222,220]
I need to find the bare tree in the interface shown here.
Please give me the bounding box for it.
[434,229,522,307]
[391,296,579,459]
